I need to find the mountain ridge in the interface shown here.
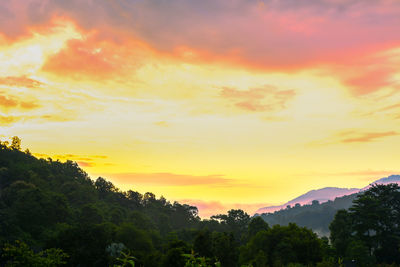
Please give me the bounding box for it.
[256,175,400,214]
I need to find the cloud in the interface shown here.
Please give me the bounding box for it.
[220,86,295,112]
[32,153,108,163]
[377,103,400,113]
[77,161,95,167]
[3,0,400,72]
[339,131,398,143]
[0,94,17,108]
[304,170,400,178]
[42,38,118,78]
[41,32,146,79]
[0,115,21,125]
[311,130,400,146]
[0,76,43,89]
[39,114,76,122]
[336,49,400,96]
[154,121,169,127]
[179,199,269,218]
[345,68,395,96]
[0,92,39,110]
[104,172,233,186]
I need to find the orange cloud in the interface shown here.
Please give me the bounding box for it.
[0,92,39,110]
[33,153,107,162]
[0,115,21,125]
[105,172,233,186]
[339,131,398,143]
[32,153,108,168]
[0,94,17,108]
[77,161,95,167]
[220,86,295,112]
[41,34,145,80]
[0,76,42,88]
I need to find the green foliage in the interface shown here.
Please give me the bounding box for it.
[330,183,400,265]
[183,251,220,267]
[113,251,137,267]
[260,193,358,236]
[240,224,323,267]
[2,240,68,267]
[247,217,269,239]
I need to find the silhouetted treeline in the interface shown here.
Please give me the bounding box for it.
[1,137,400,266]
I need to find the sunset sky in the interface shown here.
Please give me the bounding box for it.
[1,0,400,217]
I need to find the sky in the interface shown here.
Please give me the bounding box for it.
[1,0,400,217]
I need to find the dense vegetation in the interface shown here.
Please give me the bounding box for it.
[0,137,399,266]
[259,194,358,236]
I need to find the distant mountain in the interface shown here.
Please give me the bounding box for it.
[256,187,359,214]
[256,175,400,236]
[259,193,359,236]
[256,175,400,214]
[362,174,400,190]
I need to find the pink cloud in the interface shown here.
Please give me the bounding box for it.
[1,1,400,99]
[179,199,269,218]
[2,0,400,70]
[345,68,394,95]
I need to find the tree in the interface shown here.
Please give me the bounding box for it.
[2,240,68,267]
[329,209,353,258]
[212,232,238,267]
[193,229,213,258]
[211,209,250,242]
[247,217,269,239]
[241,224,323,266]
[10,136,21,150]
[330,184,400,264]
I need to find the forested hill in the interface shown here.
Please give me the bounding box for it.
[0,138,204,265]
[257,193,358,236]
[0,138,329,266]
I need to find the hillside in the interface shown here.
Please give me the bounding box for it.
[256,187,359,214]
[0,140,211,266]
[256,175,400,236]
[257,193,358,236]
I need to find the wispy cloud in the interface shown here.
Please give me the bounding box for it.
[33,153,108,163]
[303,170,400,178]
[104,172,233,186]
[312,130,400,146]
[77,161,95,167]
[0,76,43,89]
[339,131,398,143]
[0,115,21,125]
[220,86,295,112]
[0,92,39,110]
[154,121,169,127]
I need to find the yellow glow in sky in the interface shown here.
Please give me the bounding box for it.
[1,4,400,217]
